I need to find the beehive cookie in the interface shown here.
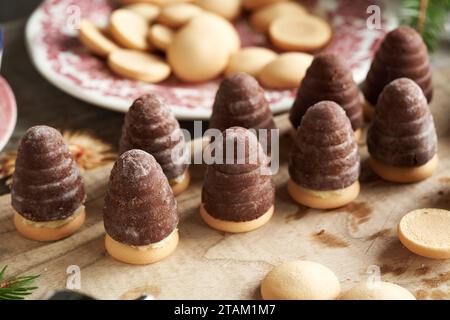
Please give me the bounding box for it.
[209,73,276,152]
[362,26,432,119]
[108,49,171,83]
[288,101,360,209]
[398,208,450,259]
[148,24,174,51]
[340,282,415,300]
[196,0,241,20]
[258,52,313,89]
[201,127,275,233]
[104,150,179,265]
[79,20,119,58]
[225,47,277,77]
[261,260,341,300]
[157,3,203,28]
[269,15,332,52]
[12,126,86,242]
[289,53,364,137]
[109,9,151,51]
[119,94,190,196]
[367,78,438,183]
[250,1,307,32]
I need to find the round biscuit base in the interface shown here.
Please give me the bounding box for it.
[14,208,86,242]
[171,170,190,197]
[105,231,179,265]
[200,204,274,233]
[287,179,360,209]
[369,154,438,183]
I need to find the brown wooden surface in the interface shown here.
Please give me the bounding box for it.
[1,20,450,300]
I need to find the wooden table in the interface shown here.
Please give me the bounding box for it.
[1,19,450,300]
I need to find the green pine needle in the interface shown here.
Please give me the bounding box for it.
[401,0,450,51]
[0,266,40,300]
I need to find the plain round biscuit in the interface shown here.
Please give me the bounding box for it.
[124,3,160,21]
[258,52,313,89]
[261,260,341,300]
[340,281,416,300]
[109,9,151,51]
[108,49,171,83]
[195,0,241,20]
[105,231,179,265]
[225,47,277,76]
[200,204,274,233]
[369,154,438,183]
[250,1,307,32]
[398,208,450,259]
[119,0,194,7]
[14,208,85,242]
[287,179,360,210]
[243,0,287,11]
[78,20,120,57]
[148,24,175,51]
[157,3,203,28]
[269,15,332,52]
[168,14,238,82]
[187,13,241,53]
[168,26,229,82]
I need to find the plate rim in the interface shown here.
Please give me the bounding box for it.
[25,6,294,119]
[25,0,398,120]
[0,76,18,152]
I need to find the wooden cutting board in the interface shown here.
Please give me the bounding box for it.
[1,70,450,300]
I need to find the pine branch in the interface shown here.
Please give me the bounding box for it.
[0,266,40,300]
[401,0,450,51]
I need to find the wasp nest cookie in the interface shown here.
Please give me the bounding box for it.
[12,126,86,241]
[288,101,360,209]
[362,26,432,120]
[104,150,179,265]
[209,73,276,152]
[119,94,190,196]
[367,78,438,183]
[201,127,275,233]
[289,53,364,139]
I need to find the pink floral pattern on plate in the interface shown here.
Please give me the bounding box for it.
[0,76,17,151]
[25,0,396,119]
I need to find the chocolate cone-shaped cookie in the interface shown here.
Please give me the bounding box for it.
[289,101,360,190]
[202,127,275,222]
[11,126,85,222]
[209,73,276,149]
[289,53,363,131]
[119,94,188,181]
[104,149,178,246]
[367,78,437,167]
[363,26,432,106]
